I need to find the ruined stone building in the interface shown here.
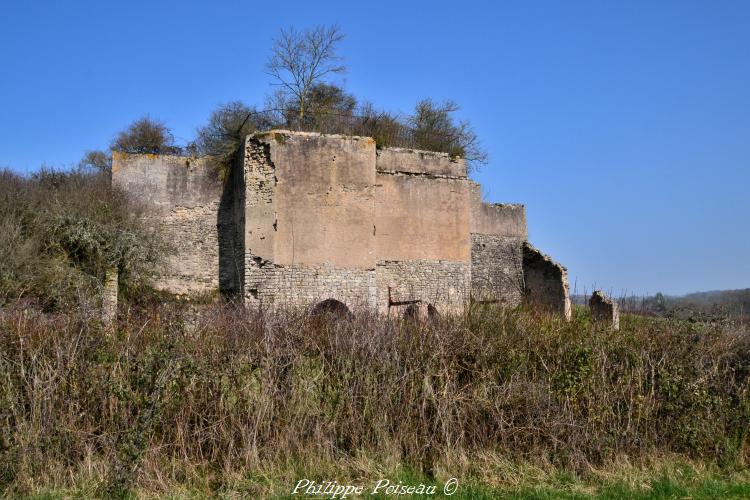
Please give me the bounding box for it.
[112,130,571,317]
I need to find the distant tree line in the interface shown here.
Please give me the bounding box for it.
[640,289,750,324]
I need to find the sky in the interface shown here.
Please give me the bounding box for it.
[1,0,748,296]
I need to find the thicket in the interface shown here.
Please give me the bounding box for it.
[193,92,487,177]
[0,168,163,311]
[1,304,747,496]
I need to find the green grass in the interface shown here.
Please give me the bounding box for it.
[18,459,750,499]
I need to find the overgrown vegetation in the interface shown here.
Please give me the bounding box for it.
[0,168,163,311]
[190,24,488,173]
[193,93,487,174]
[111,116,181,155]
[193,101,269,174]
[0,303,747,497]
[80,115,186,177]
[70,25,487,178]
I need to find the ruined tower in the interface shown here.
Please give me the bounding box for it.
[112,130,571,318]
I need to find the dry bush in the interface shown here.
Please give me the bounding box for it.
[0,168,163,311]
[111,116,181,155]
[0,303,748,496]
[193,101,275,175]
[410,99,487,170]
[352,103,407,149]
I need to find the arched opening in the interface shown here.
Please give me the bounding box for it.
[427,304,440,320]
[310,299,352,321]
[403,303,420,322]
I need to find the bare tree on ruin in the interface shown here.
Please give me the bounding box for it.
[266,25,346,122]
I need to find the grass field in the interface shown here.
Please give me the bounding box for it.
[2,302,748,498]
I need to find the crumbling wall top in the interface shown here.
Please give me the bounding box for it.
[111,151,221,213]
[251,129,376,147]
[376,147,466,178]
[469,182,527,238]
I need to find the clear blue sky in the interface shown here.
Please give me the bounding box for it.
[1,0,748,296]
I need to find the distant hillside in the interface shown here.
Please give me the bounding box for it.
[682,288,750,303]
[661,288,750,322]
[574,289,750,323]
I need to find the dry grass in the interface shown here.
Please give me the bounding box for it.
[0,303,748,497]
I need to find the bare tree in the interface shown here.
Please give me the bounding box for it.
[266,25,346,122]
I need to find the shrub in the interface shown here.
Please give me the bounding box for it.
[193,101,274,174]
[111,116,181,155]
[353,103,406,149]
[0,168,163,311]
[410,99,487,169]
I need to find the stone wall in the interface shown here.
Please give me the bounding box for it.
[236,131,379,308]
[376,260,471,314]
[470,235,524,305]
[229,133,477,312]
[468,182,527,305]
[243,135,277,264]
[114,132,572,319]
[468,182,527,238]
[522,243,572,319]
[376,147,466,177]
[589,290,620,330]
[112,152,222,295]
[260,131,377,268]
[374,147,471,314]
[237,135,278,305]
[374,173,471,262]
[244,263,377,310]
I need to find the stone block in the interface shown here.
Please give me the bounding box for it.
[589,290,620,330]
[101,267,118,325]
[376,147,466,177]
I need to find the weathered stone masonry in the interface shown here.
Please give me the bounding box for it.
[112,152,222,295]
[589,290,620,330]
[522,243,572,320]
[112,130,572,316]
[469,182,527,307]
